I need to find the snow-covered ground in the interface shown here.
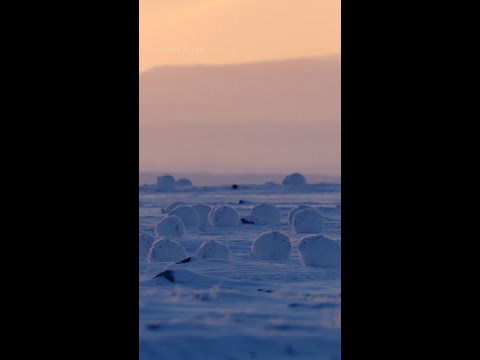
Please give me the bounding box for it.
[139,182,341,360]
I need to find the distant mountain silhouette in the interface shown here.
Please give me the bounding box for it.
[140,56,340,125]
[139,56,340,174]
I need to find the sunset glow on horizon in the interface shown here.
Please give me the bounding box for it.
[140,0,340,72]
[139,0,341,175]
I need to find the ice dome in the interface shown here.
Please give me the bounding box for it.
[139,233,156,258]
[288,205,318,225]
[251,231,291,260]
[191,204,212,226]
[157,175,176,191]
[148,238,187,263]
[176,178,193,188]
[292,209,324,234]
[282,173,306,186]
[209,205,239,227]
[169,205,199,227]
[196,240,231,259]
[251,203,281,222]
[155,215,186,237]
[164,201,186,213]
[298,235,340,267]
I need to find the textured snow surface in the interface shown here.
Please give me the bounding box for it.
[140,183,341,360]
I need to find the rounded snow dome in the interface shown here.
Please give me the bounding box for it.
[157,175,176,191]
[155,215,186,237]
[288,205,319,225]
[196,240,231,259]
[251,203,281,222]
[282,173,306,186]
[148,238,187,263]
[298,235,340,267]
[191,204,212,226]
[164,201,186,213]
[292,209,324,234]
[251,231,291,260]
[176,178,193,188]
[169,205,199,227]
[209,205,239,227]
[139,233,156,258]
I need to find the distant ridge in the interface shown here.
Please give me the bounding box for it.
[140,56,340,125]
[140,56,340,174]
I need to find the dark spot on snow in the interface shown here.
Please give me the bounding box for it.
[265,324,293,331]
[313,303,339,309]
[232,184,239,189]
[241,218,254,224]
[153,270,175,283]
[239,200,244,204]
[289,302,339,309]
[176,257,191,264]
[194,293,211,301]
[146,323,161,331]
[257,288,273,293]
[284,345,295,356]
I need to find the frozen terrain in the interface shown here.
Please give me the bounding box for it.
[139,181,341,360]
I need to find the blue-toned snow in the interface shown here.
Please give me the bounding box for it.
[140,182,341,360]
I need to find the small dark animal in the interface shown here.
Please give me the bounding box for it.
[239,200,245,204]
[232,184,239,189]
[241,218,254,224]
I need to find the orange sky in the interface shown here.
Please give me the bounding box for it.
[139,0,341,175]
[140,0,340,72]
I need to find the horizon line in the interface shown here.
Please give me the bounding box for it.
[139,170,341,175]
[139,121,340,127]
[139,53,341,75]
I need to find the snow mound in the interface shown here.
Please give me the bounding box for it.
[148,238,187,263]
[251,231,291,260]
[288,205,319,225]
[196,240,231,259]
[155,215,186,237]
[139,233,156,258]
[251,203,281,222]
[176,178,193,188]
[282,173,307,186]
[191,204,212,226]
[292,209,324,234]
[157,175,176,191]
[164,201,186,213]
[209,205,239,227]
[298,235,341,268]
[169,205,199,227]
